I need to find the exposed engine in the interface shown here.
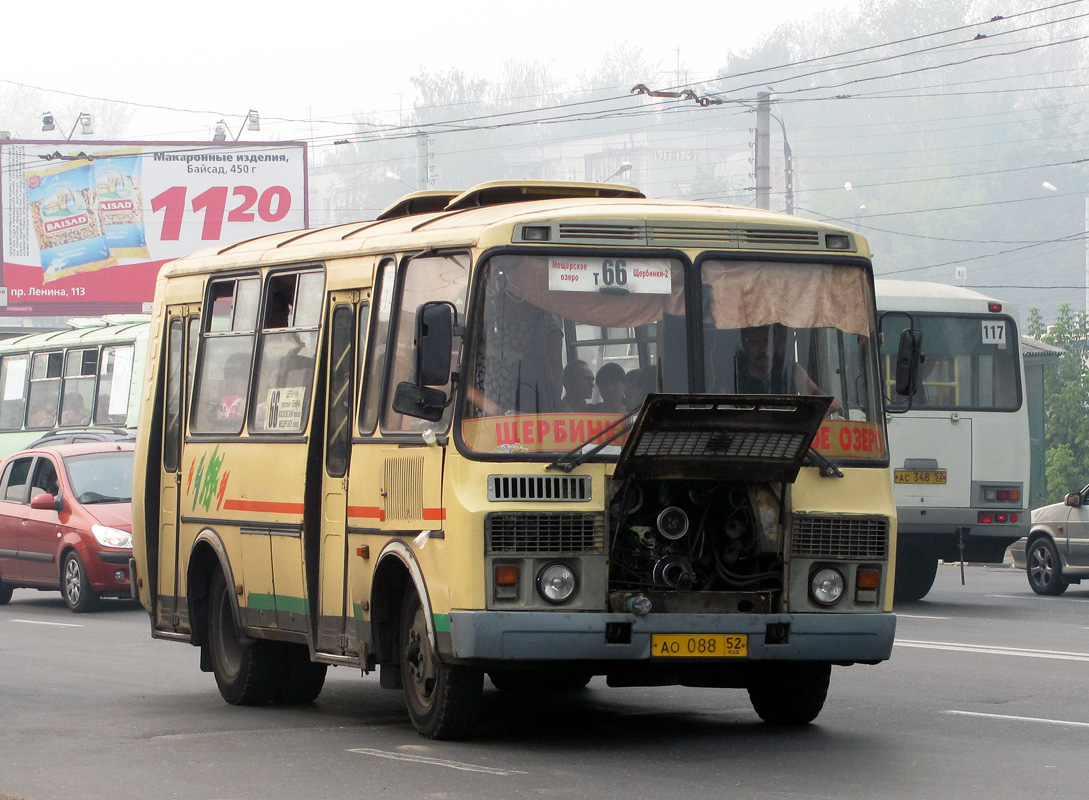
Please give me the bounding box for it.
[607,477,784,595]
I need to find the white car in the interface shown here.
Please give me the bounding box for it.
[1020,487,1089,595]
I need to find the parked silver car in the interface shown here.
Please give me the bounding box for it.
[1019,488,1089,595]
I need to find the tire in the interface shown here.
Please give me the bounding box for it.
[1026,537,1068,596]
[747,662,831,725]
[400,589,483,739]
[207,568,281,705]
[274,643,327,705]
[62,551,99,613]
[0,576,12,605]
[488,668,593,693]
[894,545,939,603]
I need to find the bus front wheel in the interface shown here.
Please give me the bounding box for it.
[747,662,831,725]
[894,545,939,602]
[207,568,280,705]
[399,590,482,739]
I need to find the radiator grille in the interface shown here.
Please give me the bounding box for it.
[791,515,889,560]
[486,512,605,553]
[488,475,591,502]
[557,222,644,242]
[738,228,822,248]
[647,223,735,247]
[383,456,424,520]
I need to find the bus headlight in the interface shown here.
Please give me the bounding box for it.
[536,562,577,604]
[810,567,845,606]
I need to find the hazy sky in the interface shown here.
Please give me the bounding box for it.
[2,0,855,141]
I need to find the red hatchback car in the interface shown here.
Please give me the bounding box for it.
[0,442,134,612]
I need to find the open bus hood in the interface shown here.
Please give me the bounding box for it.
[613,394,831,483]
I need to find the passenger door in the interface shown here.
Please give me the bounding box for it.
[316,295,361,654]
[155,311,195,631]
[0,456,34,580]
[19,455,63,584]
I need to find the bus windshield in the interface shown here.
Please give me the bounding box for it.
[880,313,1021,410]
[461,254,883,457]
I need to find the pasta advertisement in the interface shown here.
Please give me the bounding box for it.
[0,140,308,316]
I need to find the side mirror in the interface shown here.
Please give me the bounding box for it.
[392,381,447,422]
[894,328,923,398]
[1066,492,1081,508]
[30,492,58,511]
[416,302,454,387]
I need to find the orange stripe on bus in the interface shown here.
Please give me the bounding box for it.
[222,499,305,515]
[349,506,386,521]
[423,508,446,521]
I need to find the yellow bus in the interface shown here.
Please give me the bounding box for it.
[132,181,917,739]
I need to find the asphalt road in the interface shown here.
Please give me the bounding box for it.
[2,563,1086,800]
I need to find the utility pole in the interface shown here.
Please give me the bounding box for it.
[415,131,428,190]
[754,91,771,210]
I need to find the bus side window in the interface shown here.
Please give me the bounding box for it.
[0,354,29,430]
[359,260,395,435]
[326,304,358,477]
[382,255,468,433]
[250,270,324,433]
[192,277,260,434]
[60,348,97,428]
[27,352,63,429]
[95,344,135,427]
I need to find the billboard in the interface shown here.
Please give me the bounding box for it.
[0,140,308,316]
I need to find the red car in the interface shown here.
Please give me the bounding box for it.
[0,442,134,612]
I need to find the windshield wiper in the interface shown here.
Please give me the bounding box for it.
[546,409,638,473]
[804,448,844,478]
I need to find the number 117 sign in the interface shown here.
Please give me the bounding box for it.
[0,140,308,316]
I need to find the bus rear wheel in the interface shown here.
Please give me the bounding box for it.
[207,568,280,705]
[894,545,939,603]
[399,590,482,739]
[747,662,831,725]
[274,643,327,705]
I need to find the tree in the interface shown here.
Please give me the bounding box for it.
[1033,302,1089,501]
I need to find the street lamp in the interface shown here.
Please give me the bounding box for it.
[211,110,261,142]
[1042,181,1089,313]
[41,111,94,140]
[385,171,416,190]
[603,162,632,183]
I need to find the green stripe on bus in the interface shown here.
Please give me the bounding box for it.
[433,613,450,633]
[246,593,310,615]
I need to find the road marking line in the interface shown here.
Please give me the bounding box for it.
[896,639,1089,661]
[348,748,527,775]
[988,593,1089,603]
[943,710,1089,729]
[897,613,951,620]
[9,619,83,628]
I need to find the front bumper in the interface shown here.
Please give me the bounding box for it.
[448,610,895,664]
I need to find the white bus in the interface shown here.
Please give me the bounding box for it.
[0,315,149,455]
[877,280,1029,601]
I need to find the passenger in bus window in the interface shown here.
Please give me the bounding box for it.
[217,355,249,421]
[562,360,595,413]
[624,365,657,409]
[593,362,627,413]
[732,324,840,412]
[61,393,90,426]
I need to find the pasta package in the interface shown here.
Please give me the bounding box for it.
[93,148,149,260]
[27,160,116,282]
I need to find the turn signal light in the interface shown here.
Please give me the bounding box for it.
[495,565,520,586]
[857,567,881,591]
